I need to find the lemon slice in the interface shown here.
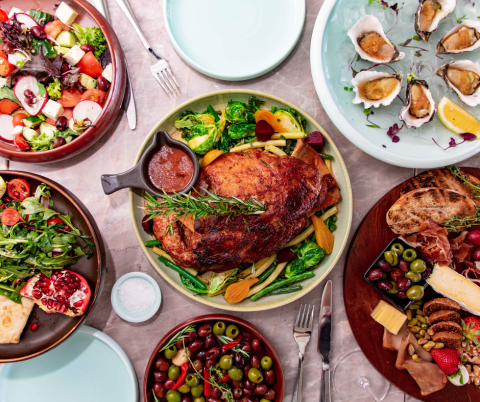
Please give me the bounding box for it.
[0,176,6,199]
[437,96,480,136]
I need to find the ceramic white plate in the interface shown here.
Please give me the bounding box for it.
[310,0,480,168]
[0,326,138,402]
[164,0,305,81]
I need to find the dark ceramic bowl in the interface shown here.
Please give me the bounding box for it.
[0,171,105,362]
[100,130,200,195]
[144,314,285,402]
[0,0,126,163]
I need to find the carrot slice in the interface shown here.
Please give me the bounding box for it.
[312,215,334,254]
[224,277,259,304]
[201,150,224,167]
[254,110,287,133]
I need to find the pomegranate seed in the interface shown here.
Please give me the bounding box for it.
[68,282,76,288]
[64,225,69,230]
[73,300,83,307]
[65,272,71,278]
[47,289,54,296]
[30,323,39,332]
[32,290,42,299]
[42,299,47,306]
[58,305,67,313]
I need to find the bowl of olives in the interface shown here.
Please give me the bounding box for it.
[363,238,431,310]
[144,314,284,402]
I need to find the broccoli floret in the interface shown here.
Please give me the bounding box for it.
[46,78,62,101]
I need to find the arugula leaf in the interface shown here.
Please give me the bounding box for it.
[0,87,21,106]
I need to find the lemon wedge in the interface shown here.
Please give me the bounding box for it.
[0,176,5,199]
[437,96,480,136]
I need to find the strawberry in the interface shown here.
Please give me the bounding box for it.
[462,316,480,346]
[431,348,461,375]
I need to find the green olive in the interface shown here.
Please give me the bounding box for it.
[407,285,424,301]
[410,259,426,273]
[384,251,398,266]
[248,367,264,384]
[228,366,243,381]
[386,281,399,295]
[225,324,240,339]
[402,249,417,262]
[260,400,270,402]
[185,373,200,387]
[168,365,180,381]
[405,271,422,283]
[213,321,226,335]
[219,355,233,370]
[166,390,181,402]
[191,384,204,398]
[177,384,190,394]
[164,345,178,360]
[261,356,273,370]
[391,243,404,256]
[194,397,206,402]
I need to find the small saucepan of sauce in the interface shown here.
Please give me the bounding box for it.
[100,130,200,195]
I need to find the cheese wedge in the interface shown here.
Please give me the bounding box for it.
[427,263,480,316]
[371,300,408,335]
[0,295,34,344]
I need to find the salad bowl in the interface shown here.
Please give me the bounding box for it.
[0,0,126,163]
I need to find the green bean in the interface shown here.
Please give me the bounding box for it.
[145,239,161,247]
[158,256,207,290]
[268,284,302,296]
[181,275,208,294]
[207,105,220,122]
[319,153,333,160]
[256,265,276,285]
[251,271,314,302]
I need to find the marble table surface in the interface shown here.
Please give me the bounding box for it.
[4,0,480,401]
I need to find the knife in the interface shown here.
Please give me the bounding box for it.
[318,280,332,402]
[95,0,136,130]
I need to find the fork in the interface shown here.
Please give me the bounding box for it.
[114,0,180,95]
[292,304,314,402]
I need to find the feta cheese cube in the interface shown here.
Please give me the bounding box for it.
[11,126,24,136]
[0,78,7,88]
[102,64,113,83]
[42,100,64,121]
[8,8,25,18]
[64,45,85,66]
[55,2,78,26]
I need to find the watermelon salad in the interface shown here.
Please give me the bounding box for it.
[0,2,112,152]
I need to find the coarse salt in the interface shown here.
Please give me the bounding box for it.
[118,278,156,313]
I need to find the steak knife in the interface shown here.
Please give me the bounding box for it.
[318,280,332,402]
[95,0,136,130]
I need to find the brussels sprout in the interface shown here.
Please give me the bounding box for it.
[227,124,256,139]
[285,259,307,279]
[274,108,306,133]
[298,241,326,269]
[208,268,238,295]
[225,101,254,124]
[175,110,216,130]
[187,124,222,155]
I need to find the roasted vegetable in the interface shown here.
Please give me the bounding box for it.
[274,108,306,133]
[209,268,238,295]
[285,259,307,279]
[225,97,262,125]
[187,124,221,155]
[227,124,256,139]
[175,110,216,131]
[297,241,325,269]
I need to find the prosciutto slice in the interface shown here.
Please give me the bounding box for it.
[404,360,447,396]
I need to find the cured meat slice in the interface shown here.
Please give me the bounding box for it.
[404,360,447,396]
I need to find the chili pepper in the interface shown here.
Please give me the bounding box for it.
[204,367,212,397]
[222,334,242,350]
[172,363,189,390]
[219,374,230,383]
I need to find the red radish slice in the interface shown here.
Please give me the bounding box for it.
[15,13,39,29]
[0,115,16,142]
[14,76,48,116]
[73,100,102,124]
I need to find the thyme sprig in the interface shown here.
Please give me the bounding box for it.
[447,164,480,199]
[443,207,480,232]
[159,324,196,352]
[144,190,267,234]
[217,334,250,358]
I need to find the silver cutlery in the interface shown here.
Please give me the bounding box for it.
[292,304,314,402]
[95,0,136,130]
[318,280,333,402]
[114,0,179,95]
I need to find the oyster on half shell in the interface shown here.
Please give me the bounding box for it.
[436,20,480,54]
[352,70,403,108]
[399,79,436,128]
[348,15,405,63]
[436,60,480,107]
[414,0,456,42]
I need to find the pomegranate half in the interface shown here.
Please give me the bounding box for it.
[20,270,91,317]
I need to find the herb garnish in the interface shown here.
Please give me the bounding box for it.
[159,324,196,352]
[443,208,480,232]
[447,164,480,198]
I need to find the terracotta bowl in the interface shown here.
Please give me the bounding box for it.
[0,0,126,163]
[144,314,285,402]
[0,171,105,362]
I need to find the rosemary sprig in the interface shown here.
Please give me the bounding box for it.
[159,324,196,352]
[144,189,267,234]
[217,334,250,358]
[447,164,480,199]
[443,208,480,232]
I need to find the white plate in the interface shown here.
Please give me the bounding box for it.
[164,0,305,81]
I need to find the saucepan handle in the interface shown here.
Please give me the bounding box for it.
[101,165,145,195]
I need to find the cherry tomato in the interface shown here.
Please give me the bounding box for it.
[7,178,30,202]
[14,133,31,151]
[12,113,28,127]
[0,9,8,23]
[0,52,14,77]
[62,108,73,120]
[81,89,106,105]
[47,217,63,226]
[58,88,83,108]
[1,208,20,226]
[77,52,104,78]
[0,99,19,114]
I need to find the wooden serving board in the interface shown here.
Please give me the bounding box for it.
[344,167,480,402]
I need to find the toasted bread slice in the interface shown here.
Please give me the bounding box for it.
[432,331,462,349]
[387,187,476,235]
[430,321,462,335]
[423,298,461,316]
[428,310,461,325]
[401,169,480,207]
